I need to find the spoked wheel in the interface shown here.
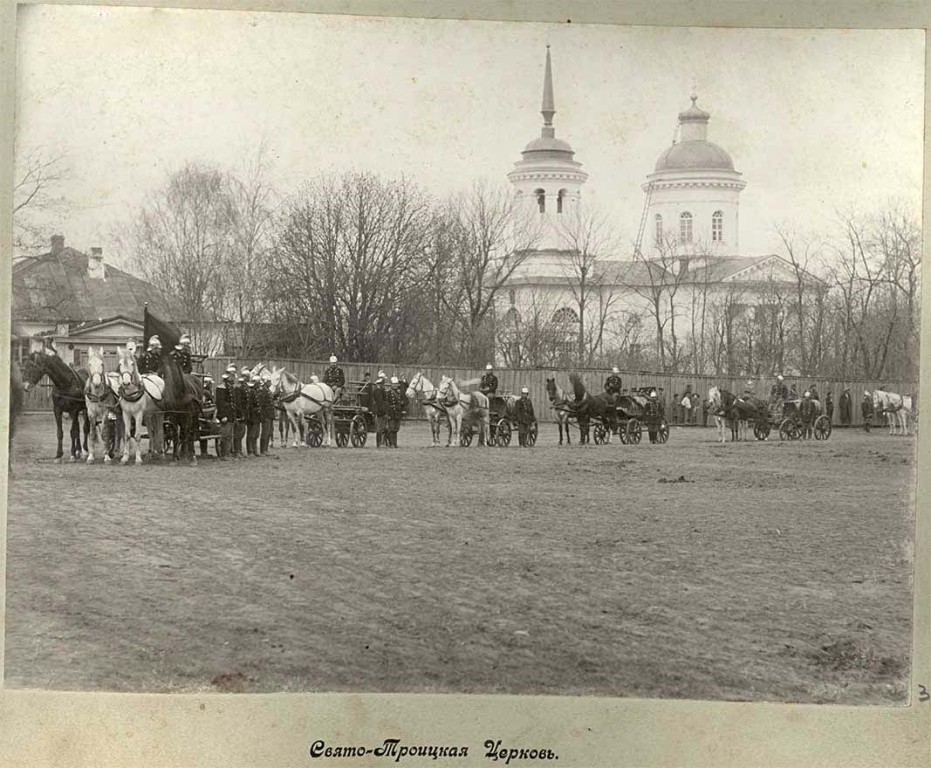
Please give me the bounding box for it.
[658,419,670,444]
[335,430,349,448]
[305,416,324,447]
[814,415,832,441]
[626,418,642,445]
[618,421,630,445]
[495,418,512,447]
[754,421,771,441]
[460,427,474,447]
[779,418,801,441]
[350,415,367,447]
[593,423,608,445]
[527,421,538,447]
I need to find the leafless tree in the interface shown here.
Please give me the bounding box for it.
[13,146,70,257]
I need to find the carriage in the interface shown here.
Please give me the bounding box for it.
[459,392,538,447]
[158,353,221,452]
[749,396,832,441]
[604,387,670,445]
[304,380,376,447]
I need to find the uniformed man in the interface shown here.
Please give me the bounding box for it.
[839,388,852,426]
[138,336,162,375]
[799,391,817,440]
[232,367,250,459]
[604,367,623,399]
[809,383,820,402]
[258,376,275,456]
[199,375,216,458]
[323,355,345,402]
[515,386,536,447]
[385,376,405,448]
[861,390,874,432]
[372,373,388,447]
[770,374,788,403]
[644,390,663,444]
[742,378,755,401]
[216,366,236,460]
[245,373,262,456]
[825,391,834,424]
[170,333,193,374]
[479,363,498,396]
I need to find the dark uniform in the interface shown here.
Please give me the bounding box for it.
[861,394,874,432]
[371,379,387,447]
[385,386,405,448]
[604,373,623,397]
[232,380,248,458]
[770,381,788,402]
[323,364,345,401]
[257,381,275,455]
[515,394,536,447]
[839,389,852,426]
[809,384,820,402]
[825,392,834,424]
[682,385,695,424]
[215,376,236,459]
[245,382,262,456]
[170,345,192,374]
[799,397,817,440]
[644,397,664,444]
[138,348,162,375]
[480,371,498,395]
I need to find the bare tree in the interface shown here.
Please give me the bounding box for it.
[13,146,69,257]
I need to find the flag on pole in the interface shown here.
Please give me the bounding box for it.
[143,304,181,350]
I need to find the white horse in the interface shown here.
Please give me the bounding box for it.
[268,367,335,447]
[707,386,728,443]
[116,345,164,465]
[436,376,489,447]
[83,348,118,464]
[874,389,912,436]
[406,371,451,447]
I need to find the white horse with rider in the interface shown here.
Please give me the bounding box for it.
[436,375,490,447]
[873,388,913,436]
[267,365,335,447]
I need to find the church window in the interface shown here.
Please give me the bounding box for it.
[654,214,663,244]
[552,307,579,326]
[679,211,693,244]
[712,211,724,242]
[534,189,546,213]
[557,189,567,213]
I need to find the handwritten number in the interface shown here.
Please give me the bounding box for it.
[919,684,930,702]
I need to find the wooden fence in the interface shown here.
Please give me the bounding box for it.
[21,357,917,429]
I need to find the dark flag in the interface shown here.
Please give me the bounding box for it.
[143,305,181,350]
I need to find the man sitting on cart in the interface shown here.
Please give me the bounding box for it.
[170,333,193,374]
[480,364,498,396]
[323,355,345,402]
[770,374,788,403]
[515,386,536,447]
[604,367,623,401]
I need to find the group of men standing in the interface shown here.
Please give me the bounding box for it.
[359,370,408,448]
[214,366,276,460]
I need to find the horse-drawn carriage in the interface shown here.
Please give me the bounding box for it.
[304,379,376,448]
[609,387,670,445]
[459,392,538,447]
[715,390,833,442]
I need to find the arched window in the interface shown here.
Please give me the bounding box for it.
[654,214,663,244]
[712,210,724,242]
[679,211,693,244]
[534,189,546,213]
[557,189,567,213]
[552,307,579,326]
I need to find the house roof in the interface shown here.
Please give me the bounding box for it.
[12,245,184,325]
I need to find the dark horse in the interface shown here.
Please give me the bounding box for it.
[546,376,573,445]
[570,373,617,445]
[158,348,203,464]
[718,388,765,442]
[21,350,90,462]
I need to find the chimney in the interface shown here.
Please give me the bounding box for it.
[88,247,106,280]
[50,234,64,254]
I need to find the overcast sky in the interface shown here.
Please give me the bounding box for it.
[14,6,925,264]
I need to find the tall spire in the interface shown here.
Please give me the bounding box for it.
[541,45,555,138]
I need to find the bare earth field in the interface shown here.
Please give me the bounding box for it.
[3,414,916,704]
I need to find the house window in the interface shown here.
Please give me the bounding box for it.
[679,212,693,244]
[712,210,724,242]
[557,189,567,213]
[654,214,663,244]
[534,189,546,213]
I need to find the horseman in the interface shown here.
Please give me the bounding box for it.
[604,367,623,400]
[139,336,162,375]
[480,364,498,396]
[170,333,193,374]
[515,386,536,447]
[799,391,817,440]
[216,367,236,460]
[323,355,345,402]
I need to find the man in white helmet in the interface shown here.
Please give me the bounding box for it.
[604,367,623,400]
[644,389,663,444]
[170,333,193,373]
[372,371,388,447]
[384,376,405,448]
[323,355,345,402]
[139,336,162,374]
[515,386,536,447]
[479,363,498,396]
[800,391,816,440]
[770,374,788,403]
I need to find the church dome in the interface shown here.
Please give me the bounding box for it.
[654,140,735,172]
[523,135,574,154]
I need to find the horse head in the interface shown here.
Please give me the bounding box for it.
[117,348,142,390]
[437,376,459,406]
[406,371,423,400]
[20,352,46,391]
[85,347,108,395]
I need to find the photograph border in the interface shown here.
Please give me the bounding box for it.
[0,1,929,765]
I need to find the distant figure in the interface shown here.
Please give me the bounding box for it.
[170,333,193,374]
[515,387,536,447]
[671,393,680,424]
[808,383,820,401]
[644,390,663,444]
[323,355,345,402]
[770,374,788,402]
[861,391,874,432]
[800,391,816,440]
[372,373,388,448]
[480,363,498,396]
[825,391,834,425]
[604,367,623,400]
[839,388,852,426]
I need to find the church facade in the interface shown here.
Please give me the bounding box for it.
[499,50,822,376]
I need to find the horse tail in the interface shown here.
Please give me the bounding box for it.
[570,373,586,403]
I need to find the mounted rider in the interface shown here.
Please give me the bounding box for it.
[604,367,623,401]
[138,336,162,375]
[480,363,499,397]
[170,333,193,374]
[515,386,536,447]
[323,355,345,402]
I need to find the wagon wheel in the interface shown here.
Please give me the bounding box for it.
[754,421,771,441]
[460,427,474,447]
[778,418,793,441]
[527,421,538,447]
[627,418,642,445]
[305,416,324,447]
[658,419,670,444]
[618,421,630,445]
[335,429,349,448]
[814,415,832,441]
[350,414,367,448]
[495,418,512,447]
[593,423,608,445]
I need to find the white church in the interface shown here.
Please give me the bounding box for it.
[500,49,821,373]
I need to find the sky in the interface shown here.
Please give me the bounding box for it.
[14,6,926,266]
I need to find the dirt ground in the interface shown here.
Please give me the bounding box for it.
[3,413,916,704]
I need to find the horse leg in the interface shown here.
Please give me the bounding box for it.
[82,411,90,456]
[68,412,80,461]
[289,411,300,447]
